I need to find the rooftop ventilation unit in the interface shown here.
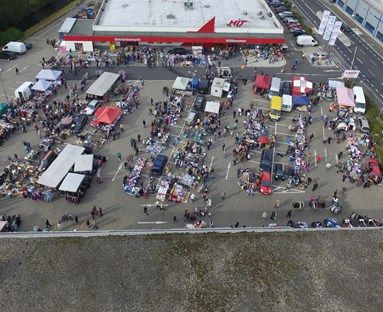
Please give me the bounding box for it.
[184,0,193,9]
[167,14,176,19]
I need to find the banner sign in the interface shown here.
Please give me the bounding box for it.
[318,10,331,35]
[328,21,342,46]
[343,70,360,79]
[323,16,336,40]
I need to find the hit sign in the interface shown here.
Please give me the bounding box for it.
[343,70,360,79]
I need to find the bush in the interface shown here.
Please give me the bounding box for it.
[0,27,24,46]
[305,27,313,35]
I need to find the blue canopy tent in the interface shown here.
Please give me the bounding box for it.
[292,95,310,106]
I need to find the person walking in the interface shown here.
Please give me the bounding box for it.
[270,212,277,221]
[57,221,63,231]
[274,200,280,208]
[15,68,20,75]
[143,120,146,128]
[286,210,292,218]
[93,220,98,230]
[222,143,225,151]
[74,215,79,225]
[116,152,122,161]
[221,191,226,200]
[262,211,268,221]
[98,207,103,217]
[45,219,51,228]
[285,180,292,191]
[144,206,149,215]
[312,182,319,191]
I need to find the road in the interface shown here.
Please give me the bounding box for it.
[292,0,383,105]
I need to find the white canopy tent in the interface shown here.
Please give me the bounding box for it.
[328,80,345,88]
[205,101,220,114]
[74,154,93,172]
[86,72,120,97]
[59,17,77,34]
[32,80,53,91]
[35,69,62,81]
[172,77,190,90]
[38,144,85,188]
[59,173,85,192]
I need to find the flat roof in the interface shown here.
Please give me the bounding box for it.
[95,0,281,33]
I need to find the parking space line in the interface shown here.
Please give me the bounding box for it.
[5,64,17,72]
[225,162,231,180]
[112,162,124,181]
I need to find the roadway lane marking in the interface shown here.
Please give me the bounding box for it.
[368,69,376,77]
[371,60,377,66]
[225,162,231,180]
[112,162,124,181]
[209,156,214,171]
[356,57,363,64]
[5,64,17,72]
[20,66,28,73]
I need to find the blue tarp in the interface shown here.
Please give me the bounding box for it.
[189,78,199,89]
[292,95,309,106]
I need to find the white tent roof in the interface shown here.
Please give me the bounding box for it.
[35,69,62,81]
[74,154,93,172]
[205,101,220,114]
[15,81,34,93]
[211,78,225,88]
[32,80,53,91]
[86,72,120,97]
[38,144,85,188]
[59,173,85,192]
[172,77,190,90]
[59,17,77,33]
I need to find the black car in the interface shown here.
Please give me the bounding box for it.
[292,29,306,37]
[151,154,168,176]
[23,42,33,50]
[341,23,351,32]
[168,48,188,55]
[0,51,17,60]
[193,95,207,111]
[73,114,88,134]
[274,163,286,181]
[282,82,292,95]
[260,149,273,173]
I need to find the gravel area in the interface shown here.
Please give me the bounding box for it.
[1,230,383,311]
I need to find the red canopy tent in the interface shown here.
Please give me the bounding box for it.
[253,75,272,90]
[292,76,313,96]
[91,106,122,127]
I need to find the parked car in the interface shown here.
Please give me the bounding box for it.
[274,163,286,181]
[168,48,188,55]
[0,51,17,60]
[82,100,100,116]
[292,29,306,37]
[259,172,272,195]
[193,95,206,111]
[73,114,88,134]
[341,23,351,32]
[289,27,304,34]
[38,150,57,172]
[23,42,33,50]
[275,6,288,13]
[151,154,168,176]
[365,158,381,177]
[358,117,370,133]
[287,23,302,29]
[282,82,292,95]
[309,52,328,60]
[260,149,273,173]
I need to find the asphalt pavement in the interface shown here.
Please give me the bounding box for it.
[0,2,382,232]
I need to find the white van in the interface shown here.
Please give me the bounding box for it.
[268,77,281,100]
[296,35,318,47]
[14,81,34,100]
[282,94,293,112]
[2,41,27,54]
[353,86,366,114]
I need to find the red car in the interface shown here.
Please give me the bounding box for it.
[288,23,302,29]
[259,172,272,195]
[366,159,381,176]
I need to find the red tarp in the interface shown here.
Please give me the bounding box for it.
[336,87,355,107]
[91,106,122,126]
[253,75,272,90]
[292,76,313,96]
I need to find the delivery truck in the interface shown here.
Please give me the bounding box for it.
[296,35,318,47]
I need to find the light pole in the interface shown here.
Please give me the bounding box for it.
[0,68,9,103]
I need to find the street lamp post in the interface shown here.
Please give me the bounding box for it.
[0,68,9,103]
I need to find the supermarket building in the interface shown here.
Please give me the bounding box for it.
[61,0,285,52]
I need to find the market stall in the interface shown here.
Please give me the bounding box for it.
[204,101,220,115]
[86,72,120,102]
[35,69,62,81]
[74,154,94,173]
[168,183,190,203]
[123,157,147,194]
[172,76,192,96]
[336,87,355,108]
[292,76,313,96]
[32,80,53,92]
[253,75,272,94]
[210,77,225,98]
[90,106,122,129]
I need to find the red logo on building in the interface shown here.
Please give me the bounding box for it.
[227,19,248,27]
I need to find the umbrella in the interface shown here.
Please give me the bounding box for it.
[258,136,269,144]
